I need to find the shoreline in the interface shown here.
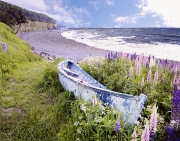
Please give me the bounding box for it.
[19,29,180,65]
[62,29,180,62]
[19,29,109,62]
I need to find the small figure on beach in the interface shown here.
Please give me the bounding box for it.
[1,42,8,52]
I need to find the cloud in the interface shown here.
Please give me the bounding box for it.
[89,0,99,10]
[89,0,113,10]
[2,0,49,11]
[115,16,137,24]
[137,0,180,27]
[106,0,114,6]
[2,0,90,27]
[50,2,90,27]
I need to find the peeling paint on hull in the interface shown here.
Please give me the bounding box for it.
[58,60,147,123]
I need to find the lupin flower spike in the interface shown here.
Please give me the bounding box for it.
[136,62,141,76]
[129,65,134,78]
[114,114,120,133]
[149,57,155,68]
[141,77,145,86]
[147,69,152,83]
[93,93,98,106]
[132,126,137,141]
[141,119,150,141]
[150,103,158,134]
[154,69,159,85]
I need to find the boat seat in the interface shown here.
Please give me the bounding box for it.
[63,66,79,76]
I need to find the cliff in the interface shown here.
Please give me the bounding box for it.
[13,20,57,34]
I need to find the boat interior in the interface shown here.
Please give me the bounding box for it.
[62,61,106,89]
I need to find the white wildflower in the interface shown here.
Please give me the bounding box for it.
[78,116,83,120]
[94,116,102,123]
[100,105,105,111]
[74,121,79,126]
[80,104,86,113]
[77,128,82,134]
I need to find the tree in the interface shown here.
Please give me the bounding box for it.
[14,9,28,34]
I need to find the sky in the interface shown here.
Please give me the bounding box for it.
[2,0,180,28]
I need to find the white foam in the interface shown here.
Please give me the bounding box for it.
[62,30,180,61]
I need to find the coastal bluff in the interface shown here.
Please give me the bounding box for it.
[13,20,57,34]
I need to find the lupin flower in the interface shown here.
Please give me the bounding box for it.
[174,64,178,75]
[136,62,141,76]
[132,127,137,141]
[173,73,178,85]
[139,54,143,64]
[92,94,98,106]
[131,53,136,60]
[166,124,175,138]
[149,57,155,68]
[135,57,139,66]
[141,77,145,86]
[114,51,118,59]
[147,69,152,83]
[149,103,158,137]
[107,51,111,60]
[141,119,150,141]
[146,62,149,68]
[163,59,168,67]
[141,55,147,66]
[80,104,86,113]
[154,69,159,85]
[98,64,100,68]
[129,65,134,78]
[114,114,120,132]
[171,84,180,121]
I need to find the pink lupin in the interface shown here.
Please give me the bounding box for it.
[173,74,178,85]
[150,103,158,134]
[129,65,134,78]
[141,119,150,141]
[136,62,141,76]
[147,69,152,83]
[154,69,159,85]
[132,127,137,141]
[141,77,145,86]
[92,94,98,106]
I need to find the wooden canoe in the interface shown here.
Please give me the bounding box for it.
[57,60,147,123]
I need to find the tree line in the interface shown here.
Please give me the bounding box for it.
[0,0,56,29]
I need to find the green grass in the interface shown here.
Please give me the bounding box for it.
[0,22,65,141]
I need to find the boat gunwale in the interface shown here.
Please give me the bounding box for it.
[58,60,142,99]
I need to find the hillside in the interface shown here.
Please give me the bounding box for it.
[0,0,57,34]
[0,22,64,141]
[0,0,56,25]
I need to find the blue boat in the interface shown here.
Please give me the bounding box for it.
[57,60,147,123]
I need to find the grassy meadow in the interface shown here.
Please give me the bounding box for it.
[0,22,65,141]
[0,22,180,140]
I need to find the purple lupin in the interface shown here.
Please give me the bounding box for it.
[114,114,120,132]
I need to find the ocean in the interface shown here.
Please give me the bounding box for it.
[61,28,180,61]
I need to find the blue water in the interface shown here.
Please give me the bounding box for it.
[69,28,180,45]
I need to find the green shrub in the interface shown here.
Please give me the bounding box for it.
[35,58,64,97]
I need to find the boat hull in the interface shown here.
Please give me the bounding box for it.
[58,60,147,123]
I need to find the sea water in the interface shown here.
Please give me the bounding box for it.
[62,28,180,61]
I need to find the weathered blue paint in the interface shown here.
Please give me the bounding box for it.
[57,60,147,123]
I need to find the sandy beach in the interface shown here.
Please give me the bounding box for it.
[19,30,109,62]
